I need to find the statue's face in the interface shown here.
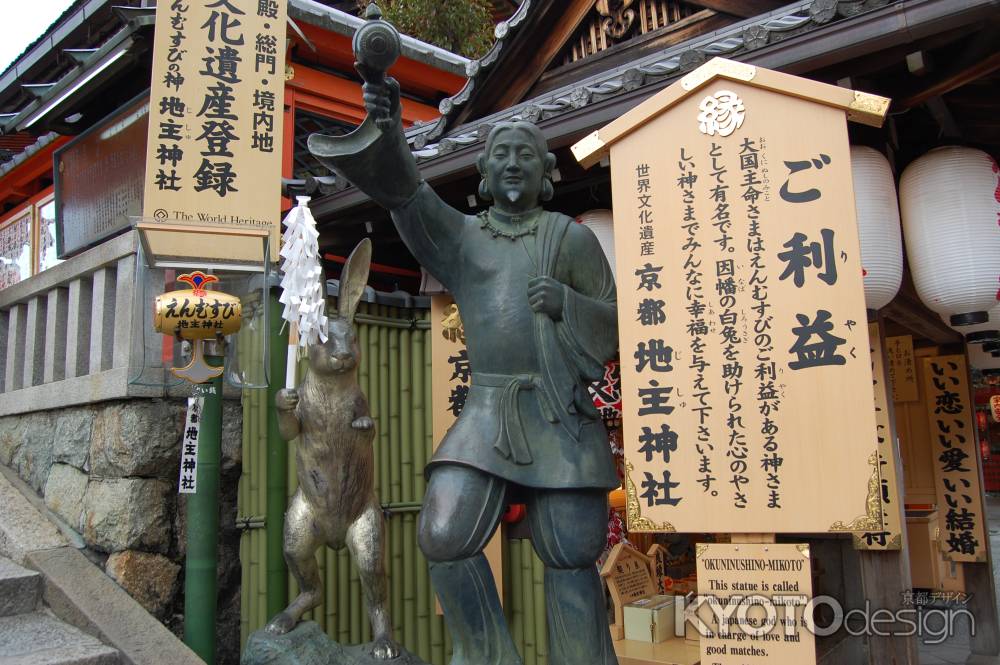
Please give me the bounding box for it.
[484,127,544,213]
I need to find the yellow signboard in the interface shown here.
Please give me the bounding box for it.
[854,323,904,550]
[696,543,816,665]
[922,355,988,562]
[143,0,286,261]
[577,59,889,533]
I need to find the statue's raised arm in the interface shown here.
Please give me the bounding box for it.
[307,4,465,289]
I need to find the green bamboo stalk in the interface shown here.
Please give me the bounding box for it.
[389,326,401,505]
[391,513,403,641]
[532,546,547,665]
[403,513,416,653]
[379,312,391,517]
[412,326,426,499]
[255,325,269,634]
[510,540,524,656]
[338,547,350,643]
[523,539,537,665]
[400,328,412,503]
[410,330,439,661]
[350,550,362,645]
[325,548,336,635]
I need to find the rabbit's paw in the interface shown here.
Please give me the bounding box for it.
[351,415,374,431]
[275,388,299,411]
[370,636,400,660]
[263,611,296,635]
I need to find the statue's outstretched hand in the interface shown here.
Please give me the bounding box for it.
[528,277,565,320]
[359,65,400,120]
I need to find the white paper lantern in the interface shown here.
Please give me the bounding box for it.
[851,146,903,310]
[900,146,1000,326]
[578,209,616,276]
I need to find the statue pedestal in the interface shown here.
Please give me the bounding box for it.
[241,622,429,665]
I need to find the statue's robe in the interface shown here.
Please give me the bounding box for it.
[393,184,620,490]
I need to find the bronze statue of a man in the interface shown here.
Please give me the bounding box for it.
[311,71,620,665]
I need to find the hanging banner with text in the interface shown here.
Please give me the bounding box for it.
[605,64,882,533]
[886,335,919,403]
[143,0,286,260]
[696,543,816,665]
[854,323,904,550]
[922,355,987,562]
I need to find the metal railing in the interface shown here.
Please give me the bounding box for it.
[0,230,163,417]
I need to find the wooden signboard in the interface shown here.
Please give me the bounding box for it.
[921,355,988,562]
[142,0,287,262]
[696,543,816,665]
[600,542,657,640]
[854,323,904,550]
[886,335,919,402]
[429,294,503,602]
[573,58,890,533]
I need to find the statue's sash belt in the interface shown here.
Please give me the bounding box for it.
[472,372,558,466]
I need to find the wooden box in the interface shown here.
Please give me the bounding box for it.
[624,595,676,643]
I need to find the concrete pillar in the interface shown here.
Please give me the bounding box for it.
[4,304,26,391]
[0,309,8,393]
[43,287,69,383]
[89,267,117,374]
[22,296,47,388]
[113,256,136,370]
[66,277,93,379]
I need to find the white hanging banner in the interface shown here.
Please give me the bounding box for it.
[178,397,204,494]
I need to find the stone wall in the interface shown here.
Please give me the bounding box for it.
[0,397,243,665]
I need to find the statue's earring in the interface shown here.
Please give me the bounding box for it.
[541,152,557,201]
[478,178,492,201]
[541,177,554,202]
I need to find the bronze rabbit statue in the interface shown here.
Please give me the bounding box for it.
[265,238,398,660]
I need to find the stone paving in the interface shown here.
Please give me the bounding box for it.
[918,495,1000,665]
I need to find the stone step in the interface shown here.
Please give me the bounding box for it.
[0,556,41,617]
[0,611,119,665]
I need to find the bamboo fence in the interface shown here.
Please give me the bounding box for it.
[238,299,550,664]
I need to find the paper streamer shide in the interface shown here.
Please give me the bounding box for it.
[279,196,328,388]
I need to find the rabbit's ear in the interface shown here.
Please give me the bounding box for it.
[338,238,372,323]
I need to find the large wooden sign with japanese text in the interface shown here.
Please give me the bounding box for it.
[922,355,987,562]
[143,0,286,260]
[585,60,889,533]
[854,323,903,550]
[696,543,816,665]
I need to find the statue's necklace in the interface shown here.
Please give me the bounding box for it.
[478,208,541,241]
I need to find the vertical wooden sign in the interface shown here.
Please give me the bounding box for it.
[574,58,890,533]
[886,335,919,402]
[922,355,988,562]
[143,0,287,260]
[854,323,904,550]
